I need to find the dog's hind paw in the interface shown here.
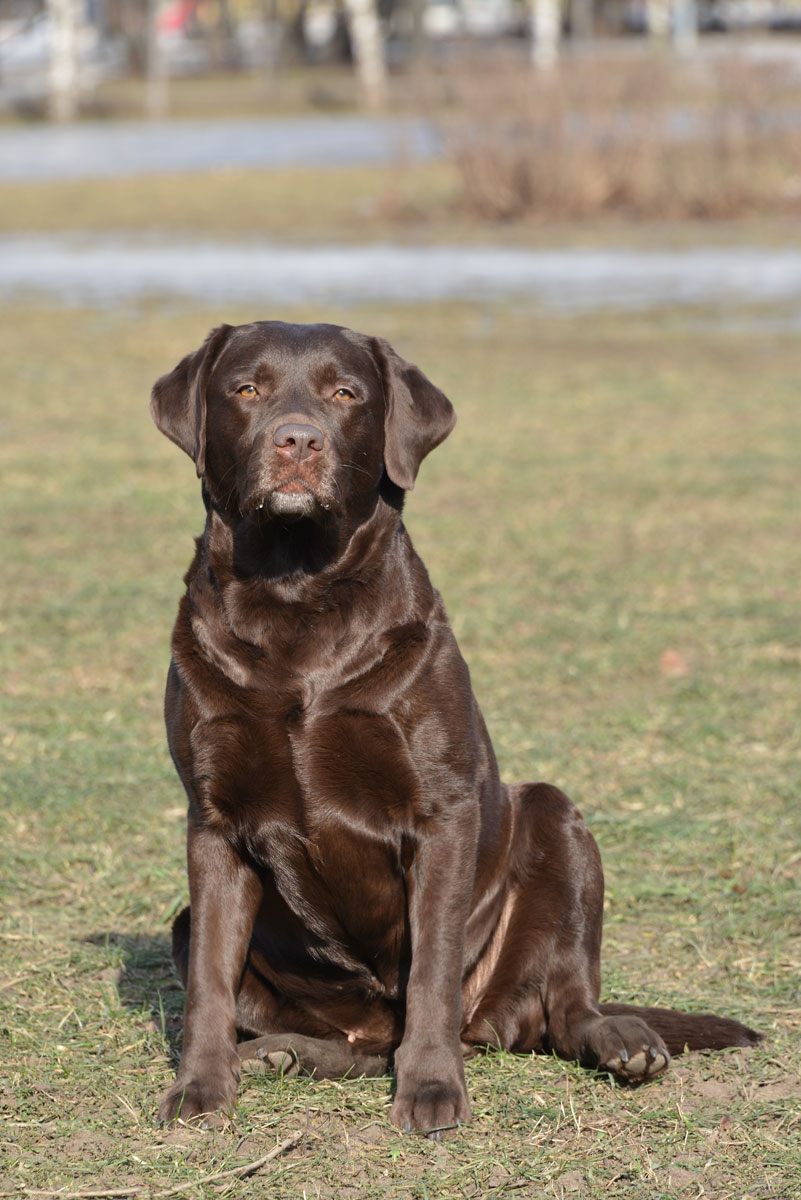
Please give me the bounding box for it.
[585,1014,671,1083]
[239,1045,300,1078]
[602,1044,669,1081]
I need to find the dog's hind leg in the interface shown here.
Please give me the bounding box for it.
[173,905,391,1081]
[461,783,670,1082]
[237,1032,389,1080]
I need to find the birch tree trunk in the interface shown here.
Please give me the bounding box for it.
[531,0,559,70]
[672,0,698,53]
[47,0,80,122]
[343,0,387,110]
[645,0,671,37]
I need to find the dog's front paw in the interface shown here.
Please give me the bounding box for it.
[158,1062,239,1127]
[390,1055,471,1140]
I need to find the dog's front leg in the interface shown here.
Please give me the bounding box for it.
[390,810,477,1139]
[159,824,263,1125]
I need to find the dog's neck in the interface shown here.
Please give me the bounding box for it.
[179,492,437,686]
[198,487,409,611]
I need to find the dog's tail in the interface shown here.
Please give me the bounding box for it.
[599,1002,762,1056]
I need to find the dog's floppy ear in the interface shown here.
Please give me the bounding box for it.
[150,324,233,477]
[372,337,456,492]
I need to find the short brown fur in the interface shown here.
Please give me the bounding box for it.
[151,321,759,1136]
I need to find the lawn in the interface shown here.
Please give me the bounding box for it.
[1,299,799,1199]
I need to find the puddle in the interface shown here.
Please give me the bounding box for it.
[0,116,439,181]
[2,234,801,313]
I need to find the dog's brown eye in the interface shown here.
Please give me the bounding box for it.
[334,387,355,400]
[237,384,258,398]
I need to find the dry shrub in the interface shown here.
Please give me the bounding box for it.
[442,52,801,220]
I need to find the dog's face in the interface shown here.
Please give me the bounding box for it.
[151,321,456,525]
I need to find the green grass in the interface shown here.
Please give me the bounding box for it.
[2,301,800,1198]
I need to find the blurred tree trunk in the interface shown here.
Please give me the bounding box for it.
[672,0,697,52]
[212,0,238,67]
[145,0,168,117]
[409,0,427,62]
[343,0,387,109]
[531,0,559,69]
[47,0,80,121]
[260,0,283,74]
[645,0,670,36]
[570,0,593,38]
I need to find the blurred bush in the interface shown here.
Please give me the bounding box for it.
[444,53,801,219]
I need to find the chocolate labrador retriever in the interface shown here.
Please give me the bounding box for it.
[151,320,758,1135]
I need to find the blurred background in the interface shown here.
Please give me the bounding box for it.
[5,0,801,119]
[2,0,801,301]
[2,3,801,1197]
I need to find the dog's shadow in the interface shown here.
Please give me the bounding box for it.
[86,930,185,1065]
[84,930,406,1099]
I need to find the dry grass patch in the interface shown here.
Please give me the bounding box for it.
[443,51,801,221]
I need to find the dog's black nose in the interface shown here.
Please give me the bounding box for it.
[273,423,325,464]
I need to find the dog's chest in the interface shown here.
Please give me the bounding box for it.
[181,587,439,926]
[231,704,415,969]
[188,664,422,829]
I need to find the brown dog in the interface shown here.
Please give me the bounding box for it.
[151,321,758,1135]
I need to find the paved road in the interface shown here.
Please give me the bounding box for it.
[0,115,440,181]
[3,234,801,311]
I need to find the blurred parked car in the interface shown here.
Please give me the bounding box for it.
[0,8,123,110]
[622,0,801,31]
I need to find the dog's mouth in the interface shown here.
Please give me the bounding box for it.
[251,479,331,523]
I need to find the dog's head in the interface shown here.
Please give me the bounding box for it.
[150,321,455,525]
